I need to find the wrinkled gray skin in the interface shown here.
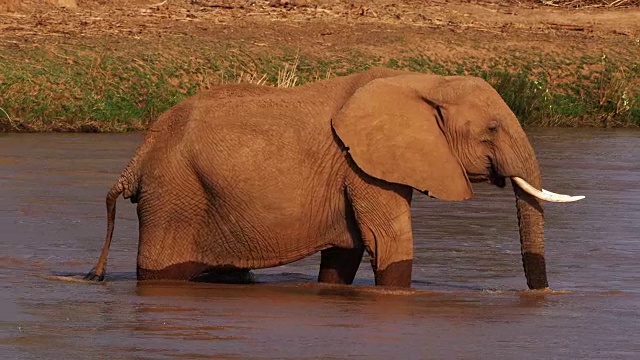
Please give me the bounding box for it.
[86,68,549,289]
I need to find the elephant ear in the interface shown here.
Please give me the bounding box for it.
[332,76,473,201]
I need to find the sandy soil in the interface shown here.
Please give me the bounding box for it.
[1,0,638,65]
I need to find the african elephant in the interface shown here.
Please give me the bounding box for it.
[85,67,583,289]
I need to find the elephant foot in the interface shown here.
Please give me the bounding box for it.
[374,260,412,287]
[83,268,105,282]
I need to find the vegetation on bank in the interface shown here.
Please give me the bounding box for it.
[0,44,638,132]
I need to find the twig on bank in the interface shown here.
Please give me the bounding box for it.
[608,0,629,6]
[0,107,18,130]
[540,1,561,6]
[148,0,168,8]
[539,0,637,7]
[192,0,253,9]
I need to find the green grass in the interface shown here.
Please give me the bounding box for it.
[0,44,638,132]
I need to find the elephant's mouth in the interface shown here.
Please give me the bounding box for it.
[468,173,506,187]
[490,174,507,188]
[488,159,507,188]
[467,159,506,188]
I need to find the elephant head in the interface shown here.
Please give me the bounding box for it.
[332,73,583,290]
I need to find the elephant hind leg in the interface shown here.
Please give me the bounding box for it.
[318,247,364,285]
[193,269,254,284]
[137,261,254,283]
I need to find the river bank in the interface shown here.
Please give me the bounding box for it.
[1,0,638,132]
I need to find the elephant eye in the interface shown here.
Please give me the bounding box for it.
[488,121,500,133]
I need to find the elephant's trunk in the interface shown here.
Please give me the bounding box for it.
[512,176,548,290]
[499,126,549,290]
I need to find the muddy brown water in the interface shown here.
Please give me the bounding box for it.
[1,129,639,359]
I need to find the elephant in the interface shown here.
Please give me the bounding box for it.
[85,67,583,289]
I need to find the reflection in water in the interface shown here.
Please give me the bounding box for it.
[1,129,639,359]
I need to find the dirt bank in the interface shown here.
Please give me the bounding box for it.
[1,0,638,131]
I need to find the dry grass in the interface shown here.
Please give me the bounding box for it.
[277,55,300,88]
[230,55,301,88]
[233,72,269,86]
[592,56,638,127]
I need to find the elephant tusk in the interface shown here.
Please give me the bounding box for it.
[542,189,580,199]
[511,177,585,203]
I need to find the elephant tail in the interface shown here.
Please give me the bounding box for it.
[84,180,125,282]
[84,130,151,281]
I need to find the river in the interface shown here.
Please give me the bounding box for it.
[1,129,639,359]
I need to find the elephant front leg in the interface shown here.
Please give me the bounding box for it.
[318,246,365,285]
[347,182,414,287]
[365,228,414,288]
